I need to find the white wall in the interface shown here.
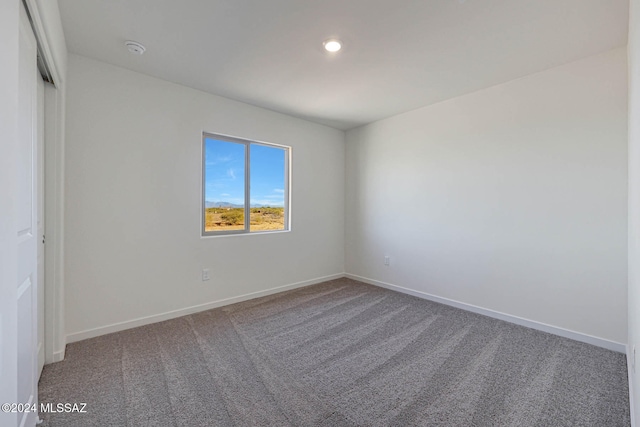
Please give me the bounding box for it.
[0,1,21,425]
[346,48,628,345]
[64,54,345,340]
[628,0,640,422]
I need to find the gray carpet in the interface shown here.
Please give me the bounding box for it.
[38,278,630,426]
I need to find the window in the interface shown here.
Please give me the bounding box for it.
[202,133,290,235]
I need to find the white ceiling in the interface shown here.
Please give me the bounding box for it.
[58,0,628,130]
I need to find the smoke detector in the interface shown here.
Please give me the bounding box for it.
[125,41,146,55]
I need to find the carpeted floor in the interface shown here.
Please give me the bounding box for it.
[38,278,630,426]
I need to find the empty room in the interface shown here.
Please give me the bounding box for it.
[2,0,640,426]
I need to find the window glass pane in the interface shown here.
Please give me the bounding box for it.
[204,138,246,232]
[250,143,286,232]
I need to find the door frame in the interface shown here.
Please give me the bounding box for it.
[23,0,66,363]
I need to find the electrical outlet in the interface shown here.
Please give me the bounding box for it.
[384,256,390,266]
[202,268,210,281]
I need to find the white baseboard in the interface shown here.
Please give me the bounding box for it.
[52,348,65,363]
[345,273,626,354]
[629,345,637,427]
[44,344,66,365]
[66,273,345,344]
[64,272,627,355]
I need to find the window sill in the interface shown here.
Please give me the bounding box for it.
[201,229,291,239]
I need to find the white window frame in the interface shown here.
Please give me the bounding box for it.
[202,132,290,236]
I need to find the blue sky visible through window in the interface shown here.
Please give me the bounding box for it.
[204,138,285,207]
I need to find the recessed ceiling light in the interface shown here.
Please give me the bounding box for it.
[125,40,146,55]
[323,39,342,53]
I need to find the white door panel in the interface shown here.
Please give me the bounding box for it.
[17,278,33,405]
